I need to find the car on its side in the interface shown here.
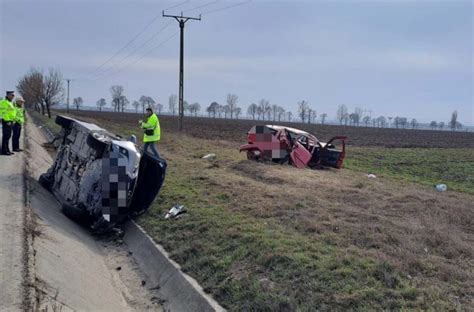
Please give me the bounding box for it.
[39,115,166,232]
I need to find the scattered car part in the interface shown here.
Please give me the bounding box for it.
[165,204,186,219]
[39,115,167,232]
[202,153,216,160]
[239,125,347,169]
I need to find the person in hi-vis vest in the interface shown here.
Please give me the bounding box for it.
[139,107,161,159]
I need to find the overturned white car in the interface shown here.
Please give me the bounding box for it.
[39,115,166,232]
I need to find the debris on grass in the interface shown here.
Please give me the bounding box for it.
[165,204,187,219]
[202,153,216,160]
[367,173,377,178]
[435,184,447,192]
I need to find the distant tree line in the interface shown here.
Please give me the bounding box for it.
[15,70,467,132]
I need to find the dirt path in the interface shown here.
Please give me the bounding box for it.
[23,117,164,311]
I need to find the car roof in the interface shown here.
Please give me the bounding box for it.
[265,125,311,136]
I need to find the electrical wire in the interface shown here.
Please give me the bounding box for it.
[82,0,189,79]
[183,0,220,13]
[201,0,252,16]
[91,21,173,79]
[92,31,178,81]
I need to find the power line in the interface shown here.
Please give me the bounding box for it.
[184,0,220,13]
[92,32,178,81]
[83,0,190,79]
[91,21,173,79]
[201,0,252,16]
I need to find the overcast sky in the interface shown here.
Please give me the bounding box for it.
[1,0,472,124]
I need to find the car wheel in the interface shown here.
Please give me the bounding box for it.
[87,132,109,156]
[55,115,73,129]
[38,174,53,191]
[247,150,260,161]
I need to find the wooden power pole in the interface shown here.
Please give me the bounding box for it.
[163,11,201,131]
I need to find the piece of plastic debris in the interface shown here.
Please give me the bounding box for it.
[202,153,216,160]
[116,266,122,271]
[435,184,447,192]
[367,174,377,179]
[165,204,187,219]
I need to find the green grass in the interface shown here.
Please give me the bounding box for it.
[345,147,474,194]
[138,162,426,311]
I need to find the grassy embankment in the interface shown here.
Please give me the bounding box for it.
[32,111,473,310]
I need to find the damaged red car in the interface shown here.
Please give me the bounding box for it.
[240,125,347,169]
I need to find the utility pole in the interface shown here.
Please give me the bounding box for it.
[163,11,201,131]
[64,79,74,113]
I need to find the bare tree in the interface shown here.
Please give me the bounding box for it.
[73,97,83,110]
[271,104,279,122]
[287,111,292,122]
[387,117,393,128]
[376,116,387,128]
[430,121,438,130]
[223,104,231,118]
[42,68,64,117]
[362,116,371,126]
[16,67,44,113]
[247,103,258,120]
[207,102,219,118]
[189,102,201,116]
[96,98,107,111]
[168,94,177,115]
[119,95,129,112]
[183,101,189,115]
[438,121,445,130]
[235,107,242,119]
[277,106,285,121]
[410,118,418,129]
[226,93,238,119]
[320,113,327,125]
[297,100,309,123]
[132,100,140,113]
[450,110,458,130]
[336,104,348,125]
[310,109,317,124]
[139,96,147,114]
[258,99,271,121]
[156,103,164,114]
[352,107,363,126]
[110,85,124,112]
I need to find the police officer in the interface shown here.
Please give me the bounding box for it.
[139,107,161,159]
[12,96,25,152]
[0,91,16,155]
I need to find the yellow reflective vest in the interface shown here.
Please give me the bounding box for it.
[15,106,25,124]
[0,99,16,122]
[141,113,161,142]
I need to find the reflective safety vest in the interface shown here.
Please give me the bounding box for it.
[15,106,25,124]
[0,99,16,122]
[141,113,161,142]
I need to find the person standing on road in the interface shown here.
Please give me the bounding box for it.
[0,91,16,155]
[12,97,25,152]
[139,107,161,159]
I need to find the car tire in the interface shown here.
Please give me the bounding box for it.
[38,174,53,191]
[55,115,73,129]
[247,150,261,161]
[87,132,109,156]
